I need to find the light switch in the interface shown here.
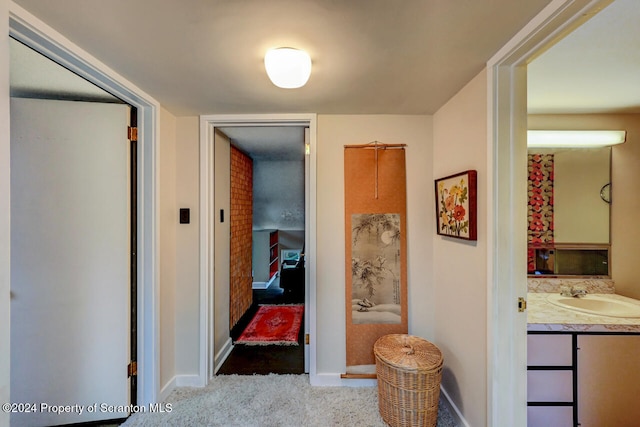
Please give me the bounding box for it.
[179,208,190,224]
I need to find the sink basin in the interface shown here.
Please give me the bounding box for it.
[546,294,640,318]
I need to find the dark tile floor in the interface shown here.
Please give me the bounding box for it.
[217,278,305,375]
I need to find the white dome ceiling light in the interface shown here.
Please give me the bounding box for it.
[264,47,312,89]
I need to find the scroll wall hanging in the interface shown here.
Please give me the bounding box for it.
[343,142,408,378]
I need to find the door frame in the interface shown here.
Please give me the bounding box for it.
[199,114,317,384]
[487,0,613,424]
[9,3,160,405]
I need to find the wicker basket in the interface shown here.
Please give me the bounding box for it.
[374,334,444,427]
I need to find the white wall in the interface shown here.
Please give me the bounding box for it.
[529,114,640,299]
[1,1,12,423]
[171,115,433,379]
[175,117,201,377]
[316,115,434,374]
[159,107,177,390]
[433,69,488,426]
[253,159,304,230]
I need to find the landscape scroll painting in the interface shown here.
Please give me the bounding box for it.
[344,143,408,376]
[351,213,401,325]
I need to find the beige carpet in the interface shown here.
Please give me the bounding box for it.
[121,374,457,426]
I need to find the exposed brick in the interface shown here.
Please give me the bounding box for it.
[229,146,253,328]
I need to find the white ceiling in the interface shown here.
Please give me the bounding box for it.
[220,126,306,160]
[528,0,640,114]
[9,0,640,156]
[12,0,552,116]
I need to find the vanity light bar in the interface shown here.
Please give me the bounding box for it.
[527,130,627,148]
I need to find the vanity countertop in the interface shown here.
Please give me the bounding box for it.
[527,292,640,333]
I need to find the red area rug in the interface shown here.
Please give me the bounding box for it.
[236,304,304,346]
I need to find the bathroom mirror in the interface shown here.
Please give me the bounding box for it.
[527,147,611,276]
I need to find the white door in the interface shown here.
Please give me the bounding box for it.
[10,98,131,426]
[213,129,231,369]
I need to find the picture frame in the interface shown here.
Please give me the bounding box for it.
[281,249,302,263]
[435,170,477,241]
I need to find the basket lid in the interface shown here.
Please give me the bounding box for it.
[374,334,443,371]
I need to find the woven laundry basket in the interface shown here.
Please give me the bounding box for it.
[374,334,443,427]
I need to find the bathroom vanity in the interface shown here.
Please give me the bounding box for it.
[527,291,640,427]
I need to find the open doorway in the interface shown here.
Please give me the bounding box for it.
[199,114,316,382]
[215,126,307,375]
[9,9,159,407]
[487,0,621,424]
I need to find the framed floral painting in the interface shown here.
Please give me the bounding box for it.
[435,170,477,241]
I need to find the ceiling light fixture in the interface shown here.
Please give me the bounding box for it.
[527,130,627,148]
[264,47,311,89]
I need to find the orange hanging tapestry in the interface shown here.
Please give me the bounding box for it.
[344,143,408,376]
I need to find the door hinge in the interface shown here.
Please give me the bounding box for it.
[305,334,310,345]
[128,126,138,142]
[518,297,527,313]
[128,361,138,377]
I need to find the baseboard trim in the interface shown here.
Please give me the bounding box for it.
[310,373,377,387]
[175,374,202,388]
[158,376,176,402]
[214,337,234,374]
[440,385,471,427]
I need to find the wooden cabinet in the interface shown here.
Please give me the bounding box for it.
[252,229,279,284]
[528,332,640,427]
[577,335,640,427]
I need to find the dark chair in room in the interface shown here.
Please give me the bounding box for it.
[279,251,305,301]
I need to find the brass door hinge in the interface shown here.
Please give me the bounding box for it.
[128,361,138,377]
[518,297,527,313]
[128,126,138,142]
[305,334,310,345]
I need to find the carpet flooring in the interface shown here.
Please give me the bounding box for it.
[121,374,458,427]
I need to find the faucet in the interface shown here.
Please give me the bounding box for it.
[560,285,587,298]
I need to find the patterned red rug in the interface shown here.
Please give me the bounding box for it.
[236,304,304,346]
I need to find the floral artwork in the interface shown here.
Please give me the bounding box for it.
[350,213,401,325]
[435,170,477,241]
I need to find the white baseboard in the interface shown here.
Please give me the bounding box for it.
[158,376,176,402]
[252,273,277,289]
[175,374,202,387]
[214,337,234,374]
[440,385,471,427]
[310,373,377,387]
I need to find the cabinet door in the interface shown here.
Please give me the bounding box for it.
[577,335,640,427]
[528,407,573,427]
[528,371,573,402]
[528,334,573,366]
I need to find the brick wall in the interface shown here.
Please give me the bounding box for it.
[229,146,253,329]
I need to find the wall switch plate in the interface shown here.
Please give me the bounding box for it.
[179,208,190,224]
